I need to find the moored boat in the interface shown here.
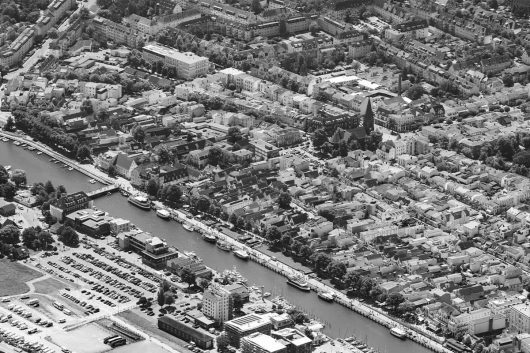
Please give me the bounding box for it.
[216,240,232,252]
[317,291,335,302]
[203,233,217,243]
[156,209,171,220]
[182,223,195,232]
[88,179,96,184]
[233,249,249,260]
[286,274,311,292]
[127,195,151,210]
[390,327,407,340]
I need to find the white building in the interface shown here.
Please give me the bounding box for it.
[509,303,530,333]
[142,43,209,80]
[202,285,233,323]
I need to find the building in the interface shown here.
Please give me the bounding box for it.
[64,209,113,238]
[509,303,530,333]
[158,316,215,350]
[117,231,178,269]
[241,333,287,353]
[142,43,209,80]
[49,191,92,221]
[271,328,312,353]
[249,139,280,160]
[224,314,273,348]
[202,285,233,323]
[0,200,16,217]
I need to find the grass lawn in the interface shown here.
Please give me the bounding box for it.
[33,277,70,295]
[0,260,43,296]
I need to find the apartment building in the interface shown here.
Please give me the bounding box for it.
[509,303,530,333]
[202,285,233,323]
[142,43,209,80]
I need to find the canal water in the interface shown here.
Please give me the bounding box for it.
[0,140,431,353]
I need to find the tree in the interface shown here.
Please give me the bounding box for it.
[133,126,145,143]
[312,128,328,149]
[1,183,16,200]
[76,145,91,160]
[3,117,15,132]
[311,253,332,276]
[338,141,348,157]
[208,147,223,167]
[251,0,261,14]
[266,226,282,244]
[146,178,159,197]
[22,227,37,247]
[487,0,498,9]
[0,225,20,244]
[0,166,9,184]
[157,147,172,164]
[181,267,196,288]
[309,23,318,36]
[108,165,117,177]
[229,213,238,226]
[58,226,79,247]
[164,293,175,306]
[227,127,242,144]
[232,293,244,313]
[157,287,166,306]
[79,7,90,19]
[278,192,291,209]
[406,84,425,100]
[387,292,405,311]
[160,185,182,206]
[44,181,55,194]
[502,73,514,87]
[80,99,93,115]
[216,332,229,352]
[10,169,26,187]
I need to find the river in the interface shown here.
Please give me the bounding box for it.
[0,140,431,353]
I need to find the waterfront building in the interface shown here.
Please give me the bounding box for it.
[224,314,273,348]
[241,333,287,353]
[202,285,233,323]
[50,191,92,221]
[64,209,113,238]
[271,328,312,353]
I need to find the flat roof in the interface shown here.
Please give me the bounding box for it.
[143,43,207,65]
[244,333,285,352]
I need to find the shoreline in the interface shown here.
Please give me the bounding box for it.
[0,131,450,353]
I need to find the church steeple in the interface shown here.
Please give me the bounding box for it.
[360,97,374,135]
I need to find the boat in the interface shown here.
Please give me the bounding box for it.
[88,179,96,184]
[202,233,217,243]
[286,274,311,292]
[36,151,42,155]
[13,141,20,146]
[317,291,335,302]
[127,195,151,210]
[182,223,195,232]
[28,147,35,151]
[233,249,249,260]
[390,327,407,340]
[4,166,11,171]
[49,159,54,162]
[156,209,171,220]
[263,292,271,297]
[67,167,73,171]
[216,241,232,252]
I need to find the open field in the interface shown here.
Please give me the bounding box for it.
[33,277,70,295]
[50,323,112,353]
[0,260,42,296]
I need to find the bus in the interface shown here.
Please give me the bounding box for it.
[109,338,126,348]
[53,301,64,311]
[106,336,123,346]
[28,299,39,306]
[63,309,72,316]
[103,335,119,344]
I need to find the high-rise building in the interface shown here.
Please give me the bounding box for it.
[202,285,233,323]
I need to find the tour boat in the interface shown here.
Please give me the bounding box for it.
[233,249,249,260]
[286,274,311,292]
[88,179,96,184]
[390,327,407,340]
[216,241,232,252]
[202,233,217,243]
[317,291,335,302]
[127,195,151,210]
[156,209,171,220]
[182,223,195,232]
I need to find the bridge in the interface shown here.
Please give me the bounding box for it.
[87,184,120,199]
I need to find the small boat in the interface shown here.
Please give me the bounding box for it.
[286,274,311,292]
[203,233,217,243]
[67,167,73,171]
[36,151,42,155]
[28,147,35,151]
[127,195,151,210]
[156,209,171,220]
[120,190,128,196]
[13,141,20,146]
[53,160,60,164]
[390,327,407,340]
[5,165,11,171]
[88,179,96,184]
[216,241,232,252]
[233,249,249,260]
[317,291,335,302]
[182,223,195,232]
[262,292,271,297]
[1,138,8,142]
[49,159,54,162]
